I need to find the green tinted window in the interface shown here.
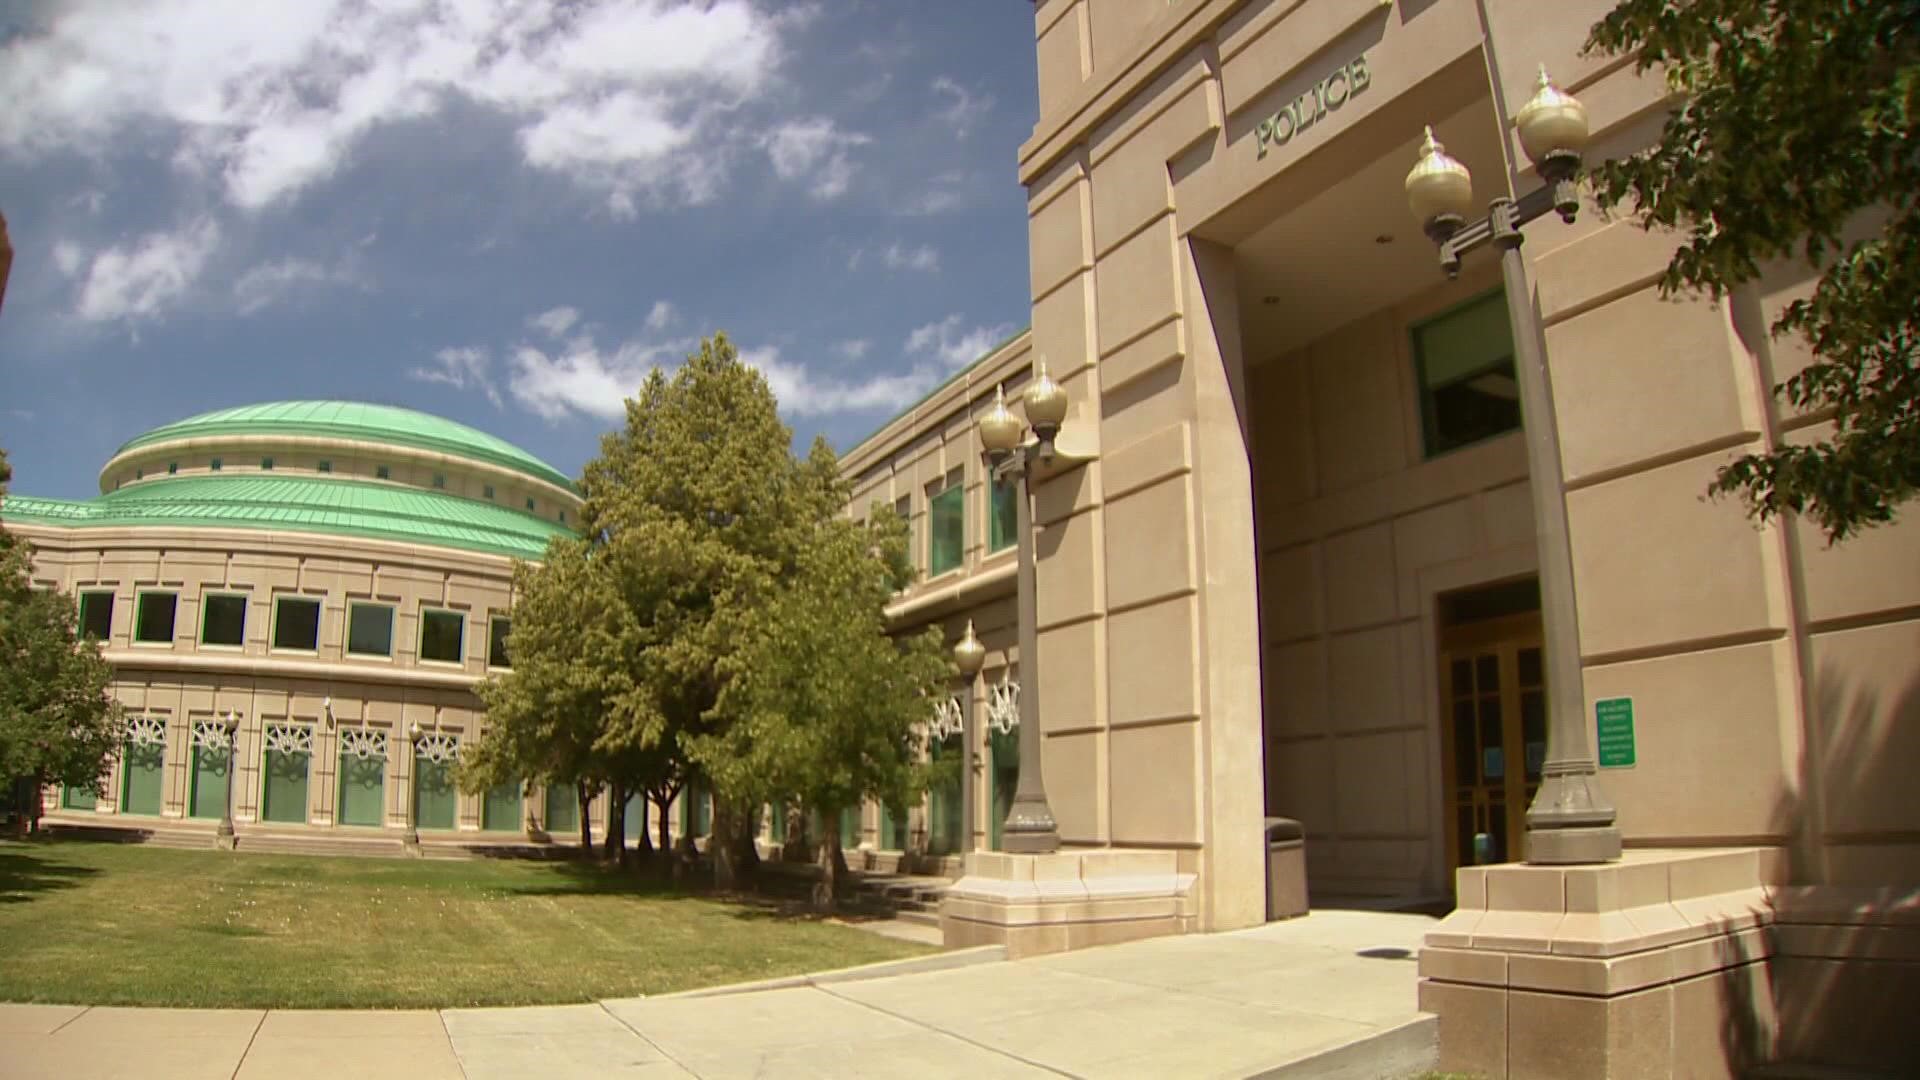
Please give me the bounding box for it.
[488,616,511,669]
[200,594,247,647]
[134,592,177,643]
[318,460,331,473]
[988,473,1018,552]
[929,482,964,576]
[1413,289,1520,456]
[260,457,274,470]
[78,591,114,641]
[272,596,321,651]
[420,609,464,663]
[347,603,394,656]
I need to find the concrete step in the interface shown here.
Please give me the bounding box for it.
[1748,1065,1917,1080]
[893,908,940,928]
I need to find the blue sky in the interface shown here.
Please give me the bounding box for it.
[0,1,1038,501]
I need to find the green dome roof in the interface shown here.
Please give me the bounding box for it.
[112,401,575,492]
[3,474,572,561]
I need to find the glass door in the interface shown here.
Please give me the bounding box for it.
[1440,612,1545,871]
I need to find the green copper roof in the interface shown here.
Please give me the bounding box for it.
[3,474,573,561]
[113,401,576,492]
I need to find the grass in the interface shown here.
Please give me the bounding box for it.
[0,838,931,1009]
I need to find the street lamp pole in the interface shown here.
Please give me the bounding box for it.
[976,362,1071,855]
[404,720,423,855]
[1406,68,1620,865]
[217,708,240,850]
[952,620,986,854]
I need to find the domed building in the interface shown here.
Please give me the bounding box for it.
[3,401,605,846]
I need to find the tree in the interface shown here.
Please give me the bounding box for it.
[578,334,843,889]
[1584,1,1920,542]
[461,538,613,853]
[697,469,950,909]
[0,448,123,830]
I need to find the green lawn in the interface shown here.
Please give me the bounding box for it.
[0,839,930,1009]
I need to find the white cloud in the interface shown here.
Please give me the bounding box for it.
[67,218,221,323]
[747,346,943,418]
[645,300,676,331]
[763,118,869,201]
[232,255,361,315]
[930,77,992,139]
[906,314,1015,370]
[411,346,503,409]
[835,339,870,361]
[881,242,940,273]
[509,336,686,422]
[897,171,970,216]
[52,242,84,277]
[528,306,581,339]
[0,0,807,213]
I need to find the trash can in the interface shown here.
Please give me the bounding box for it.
[1264,816,1308,920]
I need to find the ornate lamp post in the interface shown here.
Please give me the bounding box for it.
[217,709,241,849]
[1406,68,1620,865]
[404,720,423,854]
[951,619,986,854]
[976,359,1071,854]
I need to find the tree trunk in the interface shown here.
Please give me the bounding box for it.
[812,809,848,911]
[634,801,654,861]
[604,782,626,866]
[710,799,762,892]
[576,781,593,853]
[653,791,672,855]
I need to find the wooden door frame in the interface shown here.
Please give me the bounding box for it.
[1439,611,1542,874]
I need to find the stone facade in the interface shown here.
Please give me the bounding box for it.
[843,0,1918,1067]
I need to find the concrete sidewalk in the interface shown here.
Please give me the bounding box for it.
[0,910,1437,1080]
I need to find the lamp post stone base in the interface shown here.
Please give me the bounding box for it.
[939,850,1197,959]
[1524,824,1623,865]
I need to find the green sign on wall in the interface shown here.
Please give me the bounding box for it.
[1596,698,1636,768]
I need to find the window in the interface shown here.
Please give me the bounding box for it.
[346,603,394,657]
[988,472,1018,553]
[432,473,446,489]
[260,457,274,470]
[167,462,179,475]
[892,494,914,567]
[200,594,247,647]
[525,497,536,512]
[488,616,511,669]
[318,459,332,473]
[271,595,322,651]
[928,470,964,576]
[557,509,566,524]
[483,484,494,501]
[419,609,465,664]
[134,592,177,644]
[1412,289,1520,456]
[210,458,222,472]
[376,465,391,480]
[135,468,143,480]
[78,591,114,640]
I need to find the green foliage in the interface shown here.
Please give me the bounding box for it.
[0,448,124,799]
[467,334,939,878]
[1585,0,1920,541]
[697,507,949,842]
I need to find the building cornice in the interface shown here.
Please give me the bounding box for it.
[104,650,484,692]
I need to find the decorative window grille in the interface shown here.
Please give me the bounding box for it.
[415,731,460,764]
[191,717,237,750]
[339,727,389,761]
[987,673,1020,735]
[929,694,965,741]
[263,723,314,756]
[127,715,168,747]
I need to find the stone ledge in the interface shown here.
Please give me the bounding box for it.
[939,848,1198,957]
